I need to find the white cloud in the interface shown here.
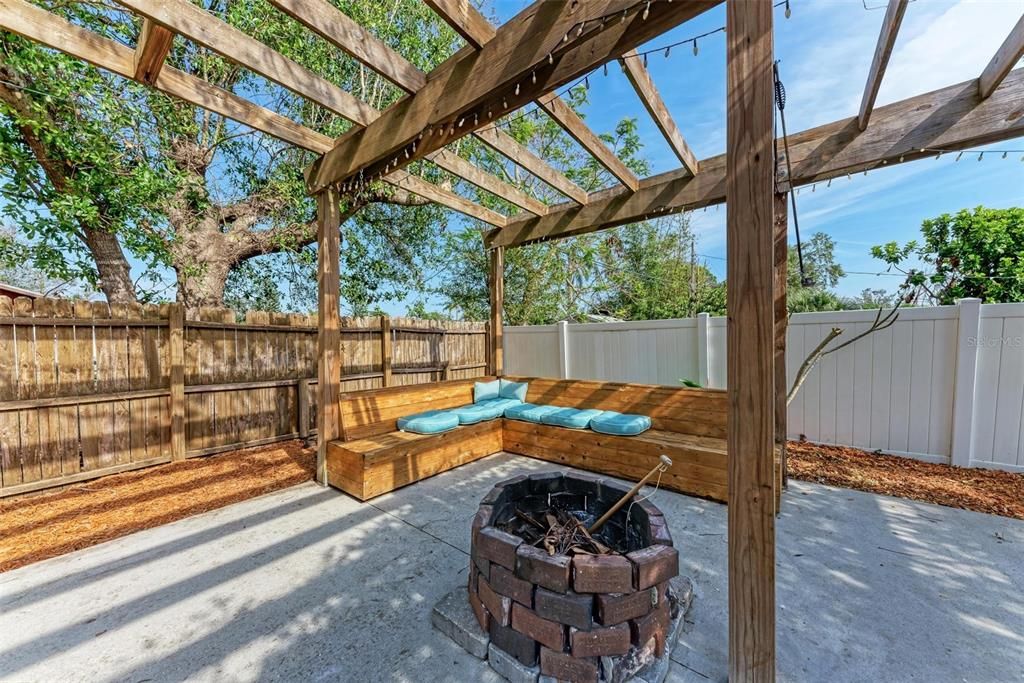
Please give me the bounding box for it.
[878,0,1024,105]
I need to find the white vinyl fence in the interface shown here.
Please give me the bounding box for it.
[504,299,1024,473]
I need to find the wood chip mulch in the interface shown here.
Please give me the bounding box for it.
[0,441,314,573]
[787,440,1024,520]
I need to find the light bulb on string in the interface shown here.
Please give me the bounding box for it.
[621,8,627,23]
[955,152,963,161]
[978,152,984,161]
[693,39,699,56]
[1002,152,1008,159]
[577,21,585,37]
[664,46,671,58]
[531,71,537,85]
[603,62,608,76]
[515,83,520,96]
[643,53,648,67]
[785,0,791,18]
[642,1,650,20]
[584,75,590,90]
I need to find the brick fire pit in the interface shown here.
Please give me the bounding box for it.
[467,472,681,683]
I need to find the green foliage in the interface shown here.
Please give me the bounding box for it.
[593,216,726,319]
[0,0,460,308]
[871,207,1024,305]
[786,232,851,313]
[429,89,697,324]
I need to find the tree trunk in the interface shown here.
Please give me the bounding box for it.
[81,228,138,305]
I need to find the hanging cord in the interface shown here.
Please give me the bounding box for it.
[773,61,811,287]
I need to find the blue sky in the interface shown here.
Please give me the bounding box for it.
[469,0,1024,304]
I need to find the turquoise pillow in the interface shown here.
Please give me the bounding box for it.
[541,407,607,430]
[474,380,500,403]
[450,402,505,425]
[504,403,559,423]
[499,379,528,402]
[397,410,460,434]
[589,411,652,436]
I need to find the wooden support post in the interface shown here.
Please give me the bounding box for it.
[489,246,504,377]
[380,316,392,387]
[774,193,789,496]
[316,188,342,486]
[726,0,776,680]
[168,303,186,461]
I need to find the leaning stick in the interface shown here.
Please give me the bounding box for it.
[588,455,672,534]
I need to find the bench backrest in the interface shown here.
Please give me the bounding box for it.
[338,377,488,441]
[509,376,727,439]
[336,376,726,441]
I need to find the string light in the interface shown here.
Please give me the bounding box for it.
[692,39,699,56]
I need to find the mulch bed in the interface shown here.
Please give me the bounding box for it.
[787,440,1024,520]
[0,441,314,573]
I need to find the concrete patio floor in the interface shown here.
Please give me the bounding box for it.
[1,452,1022,683]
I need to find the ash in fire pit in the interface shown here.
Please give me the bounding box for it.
[466,472,683,683]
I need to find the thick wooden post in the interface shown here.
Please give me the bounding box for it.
[380,316,392,387]
[168,303,186,461]
[316,188,342,486]
[489,246,504,376]
[726,0,776,680]
[774,194,789,494]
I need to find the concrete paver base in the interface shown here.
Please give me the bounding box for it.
[0,452,1021,682]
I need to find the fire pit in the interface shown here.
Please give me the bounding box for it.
[467,472,682,683]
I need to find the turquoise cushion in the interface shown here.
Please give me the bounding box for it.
[504,403,559,423]
[540,407,607,430]
[589,411,652,436]
[474,379,500,403]
[397,410,460,434]
[450,402,505,425]
[476,397,522,411]
[499,379,528,402]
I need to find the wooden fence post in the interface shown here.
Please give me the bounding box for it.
[556,320,570,379]
[380,316,392,387]
[696,312,711,388]
[298,377,311,445]
[169,303,186,461]
[951,297,982,467]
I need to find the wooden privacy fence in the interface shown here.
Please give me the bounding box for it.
[0,296,488,496]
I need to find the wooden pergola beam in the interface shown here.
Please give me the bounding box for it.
[485,67,1024,248]
[115,0,378,125]
[133,18,174,84]
[857,0,909,131]
[306,0,719,194]
[536,92,640,191]
[979,13,1024,99]
[0,0,507,227]
[725,0,776,677]
[388,170,508,226]
[620,50,699,175]
[424,0,495,49]
[268,0,564,213]
[473,118,589,206]
[424,0,638,199]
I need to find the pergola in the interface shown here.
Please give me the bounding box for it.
[3,0,1023,678]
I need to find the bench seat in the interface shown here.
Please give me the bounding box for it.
[501,420,728,502]
[326,419,502,500]
[324,376,781,507]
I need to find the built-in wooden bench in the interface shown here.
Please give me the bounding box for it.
[325,376,778,505]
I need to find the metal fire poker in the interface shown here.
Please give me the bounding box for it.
[588,455,672,534]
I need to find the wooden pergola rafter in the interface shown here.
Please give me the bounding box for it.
[3,0,1024,679]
